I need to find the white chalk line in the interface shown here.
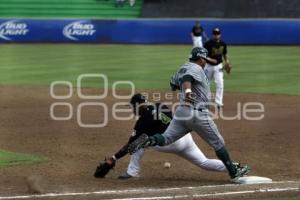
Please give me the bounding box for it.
[106,187,300,200]
[0,181,299,200]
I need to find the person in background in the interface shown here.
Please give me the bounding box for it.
[129,0,135,7]
[204,27,232,109]
[191,21,209,47]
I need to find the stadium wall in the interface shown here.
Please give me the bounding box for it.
[141,0,300,18]
[1,19,300,45]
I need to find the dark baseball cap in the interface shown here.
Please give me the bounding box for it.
[212,27,221,35]
[130,93,147,105]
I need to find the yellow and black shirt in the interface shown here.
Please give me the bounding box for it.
[204,39,227,65]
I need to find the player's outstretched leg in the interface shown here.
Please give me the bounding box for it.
[128,116,188,154]
[174,134,227,172]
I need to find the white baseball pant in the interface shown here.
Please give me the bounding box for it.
[192,36,203,48]
[204,63,224,106]
[126,133,226,177]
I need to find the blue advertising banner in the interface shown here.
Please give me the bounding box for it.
[0,19,300,44]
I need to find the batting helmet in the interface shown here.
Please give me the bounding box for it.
[189,47,208,61]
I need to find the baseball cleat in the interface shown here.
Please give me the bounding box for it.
[232,162,241,169]
[231,164,251,183]
[118,172,134,180]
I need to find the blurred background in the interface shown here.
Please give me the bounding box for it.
[0,0,300,44]
[0,0,299,93]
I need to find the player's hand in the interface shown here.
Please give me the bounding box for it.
[224,62,232,74]
[184,89,195,104]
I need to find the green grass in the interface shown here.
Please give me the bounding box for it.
[0,0,143,18]
[0,150,47,167]
[0,44,299,95]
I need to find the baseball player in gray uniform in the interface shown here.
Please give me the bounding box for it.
[128,47,250,182]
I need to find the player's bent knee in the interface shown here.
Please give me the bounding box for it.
[161,133,176,145]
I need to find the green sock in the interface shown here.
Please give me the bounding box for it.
[215,146,236,177]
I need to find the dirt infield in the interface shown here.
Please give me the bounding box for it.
[0,86,299,199]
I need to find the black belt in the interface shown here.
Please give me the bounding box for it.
[180,105,203,112]
[195,107,203,112]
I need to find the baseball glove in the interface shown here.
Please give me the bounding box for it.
[224,62,232,74]
[94,157,116,178]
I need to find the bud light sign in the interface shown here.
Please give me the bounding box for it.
[0,20,29,41]
[63,21,96,41]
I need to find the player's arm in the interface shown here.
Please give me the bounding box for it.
[111,130,140,160]
[191,27,195,39]
[94,113,147,177]
[191,32,195,41]
[206,57,217,64]
[99,131,137,165]
[170,74,180,91]
[223,43,229,64]
[107,139,131,162]
[182,75,194,103]
[202,30,209,42]
[200,26,209,42]
[223,44,232,74]
[112,144,129,161]
[94,134,135,178]
[203,42,217,64]
[204,41,208,49]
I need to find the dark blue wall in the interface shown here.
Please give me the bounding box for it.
[0,19,300,44]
